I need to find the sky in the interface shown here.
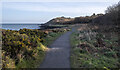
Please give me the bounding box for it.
[1,0,120,24]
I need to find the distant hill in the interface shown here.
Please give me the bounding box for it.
[45,16,75,25]
[45,14,104,25]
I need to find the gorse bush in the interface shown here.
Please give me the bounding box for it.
[2,28,68,68]
[2,29,47,68]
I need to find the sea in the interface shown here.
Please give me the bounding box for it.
[1,24,41,30]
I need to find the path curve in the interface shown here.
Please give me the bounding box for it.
[40,28,75,68]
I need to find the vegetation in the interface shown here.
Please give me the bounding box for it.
[2,28,69,68]
[70,2,120,68]
[2,29,46,68]
[70,24,119,68]
[93,1,120,26]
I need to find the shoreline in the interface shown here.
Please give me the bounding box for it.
[2,24,41,30]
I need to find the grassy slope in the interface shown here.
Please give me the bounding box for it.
[70,24,119,68]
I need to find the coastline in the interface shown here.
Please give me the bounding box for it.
[2,24,41,30]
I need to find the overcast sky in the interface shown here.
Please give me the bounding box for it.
[1,0,119,23]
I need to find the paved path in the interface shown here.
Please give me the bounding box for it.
[40,28,75,68]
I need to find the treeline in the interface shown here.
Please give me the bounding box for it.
[92,1,120,42]
[74,1,120,25]
[93,1,120,25]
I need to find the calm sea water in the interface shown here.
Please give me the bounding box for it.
[2,24,40,30]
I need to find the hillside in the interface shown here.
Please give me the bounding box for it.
[45,14,104,25]
[45,17,75,25]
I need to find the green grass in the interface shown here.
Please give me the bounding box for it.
[43,32,65,47]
